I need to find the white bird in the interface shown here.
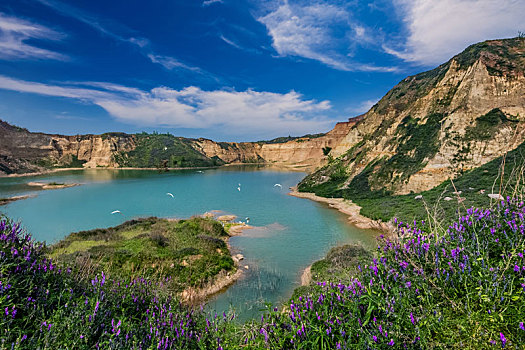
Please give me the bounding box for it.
[166,192,174,198]
[111,210,121,215]
[237,187,241,191]
[196,170,203,173]
[163,147,167,151]
[274,183,282,188]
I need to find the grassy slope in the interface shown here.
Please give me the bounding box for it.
[113,133,224,168]
[49,217,235,292]
[299,38,525,197]
[300,140,525,224]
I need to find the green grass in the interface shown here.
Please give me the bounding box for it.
[49,217,235,292]
[256,133,325,144]
[301,140,525,224]
[113,133,224,168]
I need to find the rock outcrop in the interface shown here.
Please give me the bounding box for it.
[0,121,135,174]
[300,37,525,195]
[191,119,355,168]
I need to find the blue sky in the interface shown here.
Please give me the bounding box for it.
[0,0,523,141]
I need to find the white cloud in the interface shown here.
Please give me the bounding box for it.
[202,0,223,6]
[349,98,379,114]
[0,12,66,60]
[343,98,380,116]
[386,0,525,65]
[257,1,396,72]
[219,35,242,50]
[147,54,202,72]
[0,75,334,138]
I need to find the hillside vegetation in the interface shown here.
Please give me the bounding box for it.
[301,37,525,197]
[113,133,224,169]
[49,217,235,293]
[300,139,525,223]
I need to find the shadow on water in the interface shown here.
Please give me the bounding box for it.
[206,263,286,322]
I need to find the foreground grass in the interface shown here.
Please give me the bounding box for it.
[2,197,525,348]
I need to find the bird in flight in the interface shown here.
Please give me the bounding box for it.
[166,192,174,198]
[274,184,282,188]
[111,210,121,214]
[237,186,241,192]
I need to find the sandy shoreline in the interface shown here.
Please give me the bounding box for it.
[289,187,395,288]
[288,187,394,234]
[180,218,253,304]
[27,182,80,190]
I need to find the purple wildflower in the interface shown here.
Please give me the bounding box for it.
[500,332,506,348]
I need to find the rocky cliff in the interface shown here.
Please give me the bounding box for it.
[0,118,354,175]
[0,121,135,175]
[300,37,525,196]
[191,120,355,167]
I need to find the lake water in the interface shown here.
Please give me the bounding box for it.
[0,167,378,321]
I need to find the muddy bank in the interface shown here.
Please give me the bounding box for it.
[181,218,253,304]
[27,182,80,190]
[0,195,35,206]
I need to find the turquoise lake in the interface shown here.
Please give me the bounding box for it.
[0,167,378,321]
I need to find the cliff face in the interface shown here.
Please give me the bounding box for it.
[0,119,353,175]
[300,37,525,195]
[0,122,135,175]
[191,120,355,168]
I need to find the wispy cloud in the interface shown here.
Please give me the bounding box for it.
[257,1,397,72]
[385,0,525,66]
[345,98,380,115]
[34,0,204,74]
[34,0,143,45]
[202,0,223,6]
[147,54,202,72]
[54,112,90,121]
[0,75,335,139]
[0,12,67,61]
[219,34,243,50]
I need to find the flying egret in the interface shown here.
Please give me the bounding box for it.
[166,192,174,198]
[237,187,241,192]
[274,183,282,188]
[111,210,121,215]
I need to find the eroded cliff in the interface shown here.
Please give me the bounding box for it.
[0,121,135,174]
[300,37,525,196]
[0,119,353,175]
